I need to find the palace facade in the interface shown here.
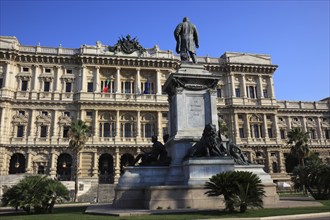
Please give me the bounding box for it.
[0,36,329,185]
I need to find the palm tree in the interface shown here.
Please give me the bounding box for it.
[1,175,69,214]
[287,127,310,167]
[68,119,91,202]
[205,171,265,213]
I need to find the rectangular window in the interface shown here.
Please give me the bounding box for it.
[23,67,29,72]
[249,86,255,98]
[268,128,273,138]
[325,129,330,139]
[21,80,28,91]
[65,82,72,93]
[239,127,244,138]
[253,124,260,138]
[86,111,93,118]
[235,88,240,97]
[45,68,51,73]
[19,111,25,116]
[104,123,111,137]
[87,82,93,92]
[263,89,268,98]
[280,129,286,139]
[17,125,24,137]
[217,89,222,98]
[63,126,70,138]
[0,78,3,88]
[310,129,316,139]
[124,123,132,137]
[64,111,70,117]
[42,111,48,116]
[66,69,73,74]
[44,81,50,92]
[40,125,48,138]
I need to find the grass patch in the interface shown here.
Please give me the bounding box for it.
[0,201,329,220]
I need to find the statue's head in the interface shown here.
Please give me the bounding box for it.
[203,123,216,137]
[183,17,189,22]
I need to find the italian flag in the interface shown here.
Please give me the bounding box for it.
[103,79,110,93]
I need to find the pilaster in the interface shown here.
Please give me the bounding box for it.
[25,151,33,174]
[136,110,141,142]
[263,114,268,140]
[157,111,163,139]
[80,66,87,92]
[268,76,275,99]
[28,110,36,141]
[135,68,141,94]
[94,110,99,138]
[94,66,100,93]
[240,74,247,97]
[114,148,120,184]
[230,73,235,97]
[115,110,120,141]
[49,150,57,178]
[115,67,121,93]
[92,151,98,177]
[258,75,264,98]
[156,69,162,95]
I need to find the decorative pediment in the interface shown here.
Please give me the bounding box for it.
[108,35,146,54]
[36,114,52,123]
[58,115,72,125]
[12,114,29,123]
[39,73,54,81]
[61,75,75,83]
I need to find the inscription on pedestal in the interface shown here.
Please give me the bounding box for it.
[187,96,205,128]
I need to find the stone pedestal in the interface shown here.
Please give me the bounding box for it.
[183,158,235,185]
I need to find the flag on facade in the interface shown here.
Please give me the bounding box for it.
[103,79,110,93]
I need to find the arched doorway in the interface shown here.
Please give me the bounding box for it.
[9,153,26,174]
[120,153,134,174]
[98,153,114,183]
[56,153,72,181]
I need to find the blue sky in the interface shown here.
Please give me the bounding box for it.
[1,0,329,101]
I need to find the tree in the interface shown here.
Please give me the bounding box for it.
[287,127,310,167]
[1,175,69,214]
[205,171,265,213]
[68,119,91,202]
[292,158,330,200]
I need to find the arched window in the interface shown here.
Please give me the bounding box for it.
[56,153,72,181]
[141,113,156,138]
[99,112,116,138]
[9,153,26,174]
[120,113,135,138]
[99,153,114,184]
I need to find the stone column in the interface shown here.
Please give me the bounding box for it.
[94,110,99,138]
[287,117,292,130]
[80,66,87,92]
[115,67,121,93]
[114,148,120,184]
[268,76,275,99]
[92,152,98,177]
[3,61,11,88]
[316,117,322,140]
[230,73,235,97]
[49,150,57,178]
[25,151,33,174]
[54,66,61,93]
[266,151,272,174]
[136,110,141,141]
[278,151,285,173]
[245,114,251,142]
[115,110,120,141]
[0,107,7,143]
[241,74,247,97]
[263,114,268,140]
[52,111,59,140]
[273,114,281,142]
[156,69,162,95]
[28,110,36,141]
[258,75,264,98]
[233,113,240,139]
[94,66,100,93]
[157,111,163,139]
[301,117,307,132]
[135,68,141,94]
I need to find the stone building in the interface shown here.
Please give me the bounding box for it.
[0,36,329,188]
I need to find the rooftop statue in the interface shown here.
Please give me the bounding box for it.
[174,17,199,64]
[109,35,146,54]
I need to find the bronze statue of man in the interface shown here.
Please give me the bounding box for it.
[174,17,199,64]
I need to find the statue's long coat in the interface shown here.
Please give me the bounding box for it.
[174,21,199,54]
